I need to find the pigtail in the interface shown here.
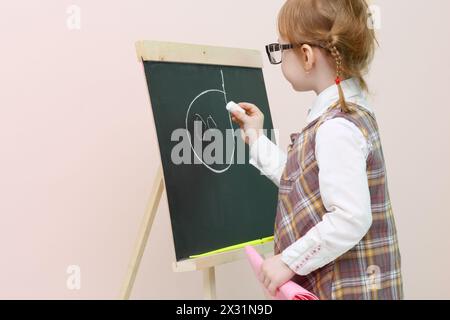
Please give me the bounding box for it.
[327,41,352,113]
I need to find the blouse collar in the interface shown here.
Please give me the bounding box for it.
[289,77,373,145]
[306,77,372,125]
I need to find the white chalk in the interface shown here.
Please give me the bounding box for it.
[226,101,246,115]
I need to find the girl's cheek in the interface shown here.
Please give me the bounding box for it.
[281,62,287,79]
[281,59,297,86]
[281,52,308,91]
[282,53,296,79]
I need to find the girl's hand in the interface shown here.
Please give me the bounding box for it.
[259,254,295,296]
[230,102,264,145]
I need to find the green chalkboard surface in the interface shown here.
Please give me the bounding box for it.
[143,61,278,261]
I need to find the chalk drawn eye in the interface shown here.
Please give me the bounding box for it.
[206,115,218,130]
[193,113,207,141]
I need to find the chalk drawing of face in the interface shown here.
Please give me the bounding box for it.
[185,70,236,173]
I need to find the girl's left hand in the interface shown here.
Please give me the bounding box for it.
[259,254,295,296]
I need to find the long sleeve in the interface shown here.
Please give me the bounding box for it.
[281,118,373,276]
[248,134,287,187]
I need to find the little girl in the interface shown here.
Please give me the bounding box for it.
[231,0,403,300]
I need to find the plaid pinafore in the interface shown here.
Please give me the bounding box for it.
[274,102,403,300]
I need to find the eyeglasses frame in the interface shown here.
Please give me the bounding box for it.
[265,42,327,65]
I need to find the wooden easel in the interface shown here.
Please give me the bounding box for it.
[120,41,274,300]
[119,165,273,299]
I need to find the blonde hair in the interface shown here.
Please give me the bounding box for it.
[278,0,378,112]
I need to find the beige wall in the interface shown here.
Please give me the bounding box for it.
[0,0,449,299]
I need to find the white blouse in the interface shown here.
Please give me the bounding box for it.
[249,78,374,276]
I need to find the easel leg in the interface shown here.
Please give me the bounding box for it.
[120,166,164,300]
[202,267,217,300]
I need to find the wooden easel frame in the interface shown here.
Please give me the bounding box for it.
[120,41,274,300]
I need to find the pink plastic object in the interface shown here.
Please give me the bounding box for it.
[244,246,319,300]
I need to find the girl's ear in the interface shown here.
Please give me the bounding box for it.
[300,44,316,72]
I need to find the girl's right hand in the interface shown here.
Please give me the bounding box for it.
[230,102,265,145]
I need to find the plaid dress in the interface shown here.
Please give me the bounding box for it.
[274,102,403,300]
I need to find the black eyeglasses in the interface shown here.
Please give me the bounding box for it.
[265,42,326,65]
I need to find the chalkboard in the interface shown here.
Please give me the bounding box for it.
[143,58,278,261]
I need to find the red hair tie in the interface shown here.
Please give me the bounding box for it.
[335,77,341,85]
